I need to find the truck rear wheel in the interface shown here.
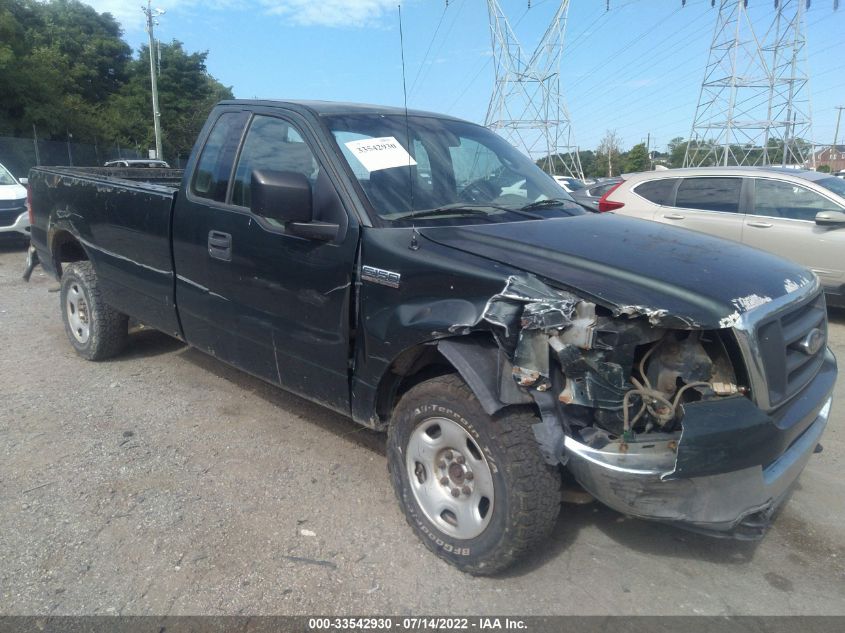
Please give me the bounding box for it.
[60,261,128,361]
[387,374,561,575]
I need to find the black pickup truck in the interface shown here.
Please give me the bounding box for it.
[28,100,836,574]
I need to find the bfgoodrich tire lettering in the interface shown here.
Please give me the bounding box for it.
[60,261,128,361]
[387,374,561,575]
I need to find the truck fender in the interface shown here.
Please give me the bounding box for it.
[437,337,533,416]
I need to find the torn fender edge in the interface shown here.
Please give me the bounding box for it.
[436,337,532,417]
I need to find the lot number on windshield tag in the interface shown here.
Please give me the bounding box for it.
[344,136,417,172]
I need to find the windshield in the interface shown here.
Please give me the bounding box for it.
[818,176,845,198]
[0,163,17,186]
[324,113,583,226]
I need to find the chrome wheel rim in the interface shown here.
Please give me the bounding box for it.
[66,283,90,344]
[406,416,495,540]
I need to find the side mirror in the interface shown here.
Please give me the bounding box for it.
[250,169,339,242]
[814,210,845,226]
[250,170,312,223]
[19,177,27,186]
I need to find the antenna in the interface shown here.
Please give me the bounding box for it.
[398,3,414,214]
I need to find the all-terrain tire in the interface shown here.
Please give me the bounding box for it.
[387,374,561,575]
[60,261,128,360]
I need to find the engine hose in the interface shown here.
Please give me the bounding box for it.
[622,339,714,437]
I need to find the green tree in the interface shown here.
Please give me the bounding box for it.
[0,0,130,138]
[817,164,831,173]
[105,41,233,162]
[623,142,649,173]
[1,1,233,167]
[667,137,688,168]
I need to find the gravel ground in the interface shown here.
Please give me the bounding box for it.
[1,242,843,616]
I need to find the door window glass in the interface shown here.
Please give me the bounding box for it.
[231,116,319,209]
[754,179,840,221]
[191,111,249,202]
[634,178,677,205]
[675,177,741,213]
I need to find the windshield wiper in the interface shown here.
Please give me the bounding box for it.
[519,198,574,212]
[393,203,509,221]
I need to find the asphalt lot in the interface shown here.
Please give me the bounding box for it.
[1,242,844,616]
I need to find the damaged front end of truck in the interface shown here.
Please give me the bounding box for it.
[442,272,835,538]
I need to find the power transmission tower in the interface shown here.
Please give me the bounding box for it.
[485,1,584,180]
[684,0,813,168]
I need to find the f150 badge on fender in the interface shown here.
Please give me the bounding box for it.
[362,265,401,288]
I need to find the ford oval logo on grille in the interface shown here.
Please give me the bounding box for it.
[797,328,824,356]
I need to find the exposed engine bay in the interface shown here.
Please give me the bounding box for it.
[476,275,748,472]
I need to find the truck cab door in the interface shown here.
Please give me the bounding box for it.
[172,108,360,414]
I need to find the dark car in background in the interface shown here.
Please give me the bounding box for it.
[569,176,623,212]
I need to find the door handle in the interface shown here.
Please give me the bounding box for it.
[663,213,685,220]
[747,221,773,229]
[208,230,232,261]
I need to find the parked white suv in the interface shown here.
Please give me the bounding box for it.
[0,161,29,242]
[603,167,845,306]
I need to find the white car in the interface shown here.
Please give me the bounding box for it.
[0,161,29,241]
[602,166,845,307]
[103,159,171,168]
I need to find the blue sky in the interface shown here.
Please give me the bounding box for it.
[85,0,845,153]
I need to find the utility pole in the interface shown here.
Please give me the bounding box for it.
[143,1,165,161]
[32,124,40,166]
[834,106,845,147]
[486,1,584,180]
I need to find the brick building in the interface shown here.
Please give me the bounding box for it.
[806,145,845,173]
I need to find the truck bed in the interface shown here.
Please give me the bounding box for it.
[28,166,185,338]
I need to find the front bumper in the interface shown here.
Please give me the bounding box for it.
[0,210,30,236]
[565,348,836,538]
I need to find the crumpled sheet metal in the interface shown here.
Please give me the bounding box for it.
[477,275,581,389]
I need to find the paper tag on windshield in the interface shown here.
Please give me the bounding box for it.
[344,137,417,172]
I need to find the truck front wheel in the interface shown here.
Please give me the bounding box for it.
[387,374,561,575]
[60,262,128,361]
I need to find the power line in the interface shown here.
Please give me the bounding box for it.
[445,3,534,115]
[408,3,450,98]
[571,4,714,117]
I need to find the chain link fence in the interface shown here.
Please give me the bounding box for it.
[0,135,185,178]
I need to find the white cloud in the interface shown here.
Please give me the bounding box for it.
[259,0,399,28]
[83,1,400,31]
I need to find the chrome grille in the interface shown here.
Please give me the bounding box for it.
[755,291,827,408]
